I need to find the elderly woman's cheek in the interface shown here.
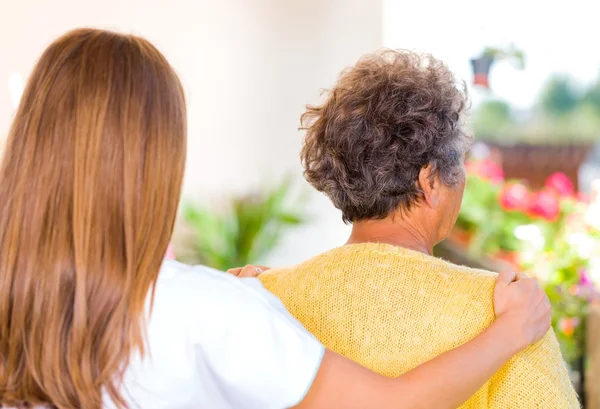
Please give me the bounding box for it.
[440,183,465,241]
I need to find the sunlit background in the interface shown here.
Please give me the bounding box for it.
[2,0,600,406]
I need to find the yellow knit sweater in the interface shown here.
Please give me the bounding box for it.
[260,243,579,408]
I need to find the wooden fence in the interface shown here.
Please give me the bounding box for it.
[487,142,591,190]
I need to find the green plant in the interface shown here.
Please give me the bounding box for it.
[471,100,514,136]
[459,173,533,256]
[583,77,600,116]
[182,179,307,270]
[472,72,600,143]
[539,76,580,116]
[482,45,526,69]
[518,205,600,366]
[456,160,600,367]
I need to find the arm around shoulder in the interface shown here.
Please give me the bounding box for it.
[488,329,580,408]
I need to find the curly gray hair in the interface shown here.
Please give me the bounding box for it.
[300,49,472,223]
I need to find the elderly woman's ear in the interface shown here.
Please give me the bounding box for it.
[418,165,440,208]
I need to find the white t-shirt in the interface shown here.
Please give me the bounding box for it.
[107,260,325,409]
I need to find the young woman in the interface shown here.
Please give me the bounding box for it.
[0,28,551,409]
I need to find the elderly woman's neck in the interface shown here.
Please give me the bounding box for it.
[347,217,435,255]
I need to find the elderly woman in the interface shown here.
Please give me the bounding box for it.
[259,50,579,408]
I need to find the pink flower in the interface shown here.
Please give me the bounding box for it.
[545,172,574,197]
[559,318,579,337]
[528,190,560,221]
[577,192,590,203]
[165,245,175,260]
[467,159,504,184]
[499,183,530,212]
[579,269,592,287]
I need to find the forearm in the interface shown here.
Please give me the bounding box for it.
[488,331,580,408]
[296,318,521,409]
[389,317,520,409]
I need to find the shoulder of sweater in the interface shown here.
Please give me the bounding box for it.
[258,265,294,283]
[260,243,498,284]
[340,242,498,273]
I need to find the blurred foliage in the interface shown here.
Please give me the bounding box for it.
[482,45,525,69]
[456,160,599,366]
[470,100,513,136]
[473,72,600,143]
[457,174,529,255]
[457,165,570,256]
[539,76,579,115]
[583,78,600,117]
[181,179,308,271]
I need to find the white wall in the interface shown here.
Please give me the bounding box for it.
[0,0,382,265]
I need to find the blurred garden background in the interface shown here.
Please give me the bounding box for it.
[1,0,599,406]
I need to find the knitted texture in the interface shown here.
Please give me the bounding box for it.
[260,243,580,408]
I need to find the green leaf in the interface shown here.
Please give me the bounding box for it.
[179,176,308,270]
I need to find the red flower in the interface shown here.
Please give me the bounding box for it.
[499,183,530,211]
[467,159,504,184]
[545,172,574,197]
[528,190,561,221]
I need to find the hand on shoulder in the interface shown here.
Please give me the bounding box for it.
[227,265,271,277]
[493,270,552,350]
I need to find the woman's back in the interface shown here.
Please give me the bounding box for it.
[108,260,322,409]
[0,259,324,409]
[260,242,579,408]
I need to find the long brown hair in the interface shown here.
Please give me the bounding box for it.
[0,29,187,408]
